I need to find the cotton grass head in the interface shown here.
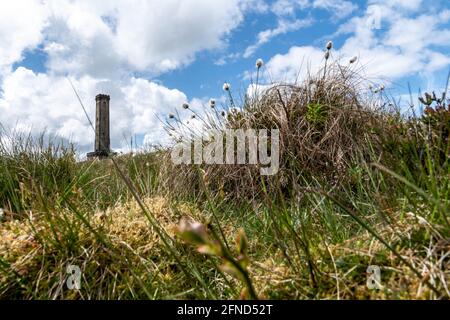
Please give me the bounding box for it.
[256,58,264,69]
[168,113,175,119]
[223,83,231,91]
[182,103,190,110]
[210,99,216,108]
[326,41,333,50]
[349,56,358,64]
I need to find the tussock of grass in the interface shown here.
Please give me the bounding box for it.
[162,62,392,200]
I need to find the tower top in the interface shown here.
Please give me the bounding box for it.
[96,94,110,101]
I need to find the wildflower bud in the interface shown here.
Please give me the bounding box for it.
[177,218,209,245]
[210,99,216,108]
[324,51,330,60]
[256,58,264,69]
[182,103,189,109]
[223,83,231,91]
[326,41,333,50]
[350,56,358,64]
[236,229,248,255]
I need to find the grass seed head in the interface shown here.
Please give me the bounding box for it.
[256,58,264,69]
[326,41,333,50]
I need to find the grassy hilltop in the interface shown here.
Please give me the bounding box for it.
[0,59,449,300]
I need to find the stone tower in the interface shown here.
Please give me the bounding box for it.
[87,94,110,159]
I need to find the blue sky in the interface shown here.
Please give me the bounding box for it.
[1,0,450,154]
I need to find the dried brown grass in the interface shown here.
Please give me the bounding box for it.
[161,62,393,200]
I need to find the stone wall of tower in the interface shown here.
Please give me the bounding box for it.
[95,94,110,153]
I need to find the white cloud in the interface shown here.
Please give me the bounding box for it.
[312,0,358,18]
[244,18,314,58]
[0,0,252,76]
[0,0,257,153]
[369,0,423,11]
[262,2,450,84]
[384,12,450,52]
[0,0,48,72]
[111,0,246,73]
[243,0,356,58]
[270,0,356,18]
[264,46,325,83]
[0,67,188,154]
[271,0,309,16]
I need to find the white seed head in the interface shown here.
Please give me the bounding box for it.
[350,56,358,64]
[256,58,264,69]
[380,84,385,91]
[191,115,196,119]
[182,103,189,109]
[210,99,216,108]
[326,41,333,50]
[223,83,231,91]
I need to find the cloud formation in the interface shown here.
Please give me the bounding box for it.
[243,0,357,58]
[263,0,450,85]
[0,68,188,153]
[0,0,254,154]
